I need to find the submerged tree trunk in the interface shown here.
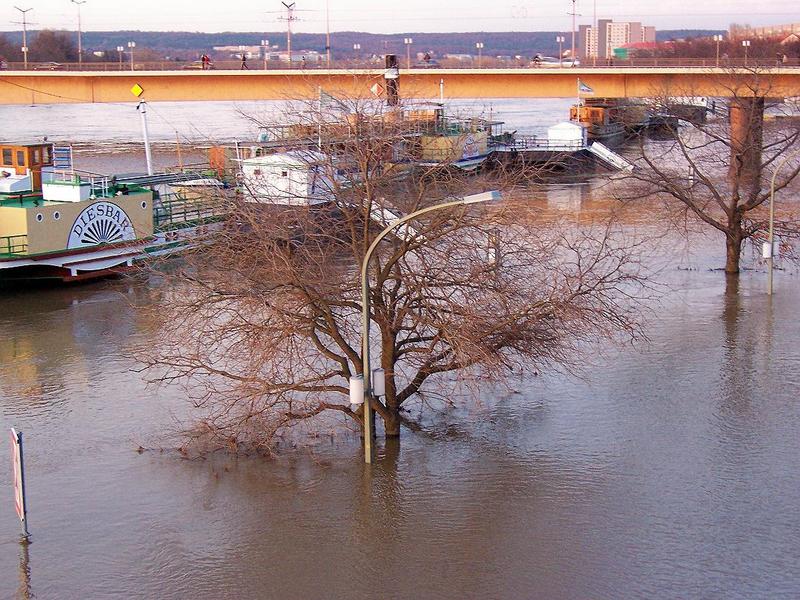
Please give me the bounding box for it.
[383,409,402,438]
[725,228,744,274]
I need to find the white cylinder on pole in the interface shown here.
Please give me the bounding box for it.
[372,368,386,397]
[349,375,364,405]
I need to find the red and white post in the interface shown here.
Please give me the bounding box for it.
[10,428,30,540]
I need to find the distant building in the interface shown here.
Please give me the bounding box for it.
[579,20,656,60]
[213,45,268,59]
[442,53,474,62]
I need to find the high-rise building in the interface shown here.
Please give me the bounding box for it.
[580,20,657,60]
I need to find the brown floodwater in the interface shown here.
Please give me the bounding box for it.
[1,101,799,599]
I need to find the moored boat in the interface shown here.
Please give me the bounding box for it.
[0,141,228,282]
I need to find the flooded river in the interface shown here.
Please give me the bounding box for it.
[0,101,799,599]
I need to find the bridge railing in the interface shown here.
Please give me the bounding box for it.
[3,58,799,71]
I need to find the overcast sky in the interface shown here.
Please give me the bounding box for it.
[0,0,794,34]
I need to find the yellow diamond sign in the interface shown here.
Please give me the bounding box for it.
[131,84,144,98]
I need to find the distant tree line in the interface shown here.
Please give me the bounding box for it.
[0,30,78,62]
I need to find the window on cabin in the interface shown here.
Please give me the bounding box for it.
[1,149,11,166]
[42,146,51,164]
[16,151,25,166]
[33,149,40,164]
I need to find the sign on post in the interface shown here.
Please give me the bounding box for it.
[10,428,29,538]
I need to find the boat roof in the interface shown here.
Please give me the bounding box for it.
[0,141,52,148]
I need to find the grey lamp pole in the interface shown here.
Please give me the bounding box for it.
[71,0,86,66]
[359,190,501,463]
[767,154,797,295]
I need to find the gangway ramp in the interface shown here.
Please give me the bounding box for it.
[588,142,635,171]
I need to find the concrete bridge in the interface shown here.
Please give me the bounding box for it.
[1,67,798,105]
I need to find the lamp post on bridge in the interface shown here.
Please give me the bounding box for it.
[353,43,361,65]
[404,37,413,69]
[713,34,723,67]
[14,6,32,70]
[71,0,87,66]
[356,191,501,464]
[556,35,565,67]
[127,41,135,71]
[476,42,484,68]
[261,39,269,69]
[742,39,751,66]
[116,45,124,69]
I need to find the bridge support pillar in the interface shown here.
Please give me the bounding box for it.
[728,96,764,192]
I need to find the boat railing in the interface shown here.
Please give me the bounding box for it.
[44,168,115,197]
[503,136,586,151]
[153,194,230,228]
[0,234,28,257]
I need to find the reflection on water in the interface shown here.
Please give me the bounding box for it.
[0,101,799,598]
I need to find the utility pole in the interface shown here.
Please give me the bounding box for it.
[71,0,87,66]
[325,0,331,67]
[13,7,33,70]
[280,2,297,69]
[568,0,579,65]
[593,0,597,66]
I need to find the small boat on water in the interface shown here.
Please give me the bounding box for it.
[0,141,228,282]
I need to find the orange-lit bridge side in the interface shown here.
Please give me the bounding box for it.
[1,68,798,105]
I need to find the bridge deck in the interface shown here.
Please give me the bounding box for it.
[1,67,798,105]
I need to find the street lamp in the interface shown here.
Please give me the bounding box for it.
[404,37,413,69]
[127,41,136,71]
[116,45,124,69]
[261,39,269,69]
[742,39,751,66]
[356,190,501,463]
[476,41,484,68]
[713,34,723,67]
[353,43,361,65]
[556,35,565,67]
[71,0,87,66]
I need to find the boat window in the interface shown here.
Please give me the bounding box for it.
[1,149,11,166]
[42,146,51,164]
[16,151,25,166]
[33,149,40,164]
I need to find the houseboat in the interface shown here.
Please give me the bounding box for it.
[0,141,228,282]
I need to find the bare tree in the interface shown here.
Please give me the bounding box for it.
[618,70,800,273]
[139,95,649,454]
[29,30,78,63]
